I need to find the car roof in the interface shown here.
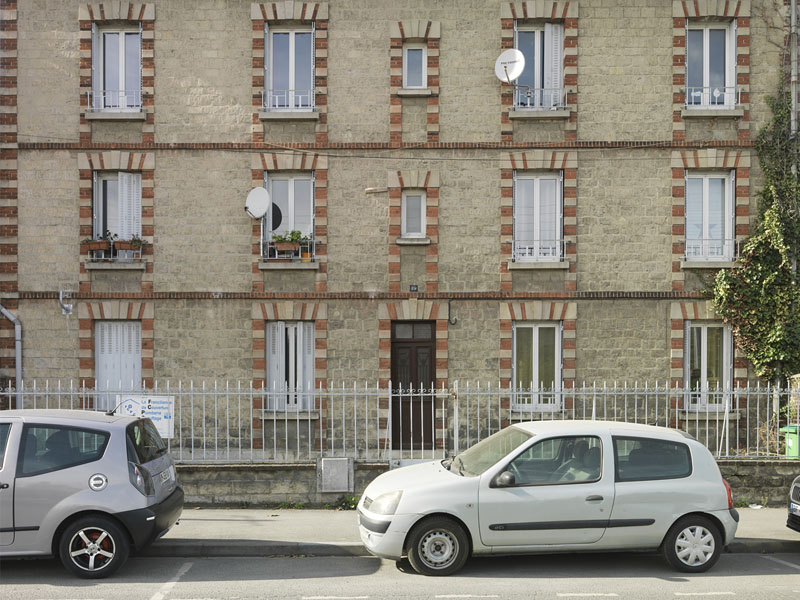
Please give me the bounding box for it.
[509,419,693,441]
[0,409,137,426]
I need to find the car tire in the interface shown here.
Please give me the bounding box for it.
[58,515,130,579]
[662,515,722,573]
[406,516,469,576]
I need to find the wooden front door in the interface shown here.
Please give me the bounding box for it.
[391,321,435,450]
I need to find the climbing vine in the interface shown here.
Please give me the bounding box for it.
[711,85,800,386]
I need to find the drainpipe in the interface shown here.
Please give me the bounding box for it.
[0,304,21,407]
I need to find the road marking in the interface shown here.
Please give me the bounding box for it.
[149,561,193,600]
[673,593,735,597]
[761,555,800,571]
[557,595,619,598]
[302,597,369,600]
[435,596,500,599]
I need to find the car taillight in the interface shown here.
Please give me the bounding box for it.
[128,461,154,496]
[723,479,734,509]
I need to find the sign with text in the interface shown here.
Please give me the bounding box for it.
[115,395,175,439]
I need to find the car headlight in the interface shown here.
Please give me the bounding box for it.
[369,490,403,515]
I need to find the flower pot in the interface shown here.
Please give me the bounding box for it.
[81,240,111,252]
[274,241,300,253]
[113,240,141,251]
[301,251,312,263]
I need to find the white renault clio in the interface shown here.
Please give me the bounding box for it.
[358,421,738,576]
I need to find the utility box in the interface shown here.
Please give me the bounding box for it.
[317,457,354,493]
[780,425,800,458]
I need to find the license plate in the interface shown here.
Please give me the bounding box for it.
[160,469,171,483]
[791,502,800,516]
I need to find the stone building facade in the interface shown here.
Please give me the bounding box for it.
[0,0,791,427]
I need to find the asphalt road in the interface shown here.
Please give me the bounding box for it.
[1,552,799,600]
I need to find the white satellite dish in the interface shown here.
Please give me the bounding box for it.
[245,187,270,219]
[494,49,525,84]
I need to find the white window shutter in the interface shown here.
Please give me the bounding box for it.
[544,23,563,108]
[729,170,736,257]
[726,19,737,105]
[95,321,111,390]
[119,321,142,391]
[92,172,100,238]
[558,171,564,259]
[117,172,140,239]
[91,23,100,108]
[264,23,270,107]
[311,22,316,108]
[300,322,315,394]
[266,321,286,390]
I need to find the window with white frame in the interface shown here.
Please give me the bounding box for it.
[514,172,562,261]
[263,173,314,259]
[403,43,427,89]
[401,190,426,239]
[684,323,732,409]
[265,26,314,110]
[266,321,315,410]
[91,26,142,111]
[95,321,142,409]
[686,22,736,108]
[514,23,564,109]
[93,172,142,257]
[685,171,734,261]
[512,322,562,410]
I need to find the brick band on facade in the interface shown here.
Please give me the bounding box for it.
[78,3,156,144]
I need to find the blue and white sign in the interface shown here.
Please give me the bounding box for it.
[115,395,175,439]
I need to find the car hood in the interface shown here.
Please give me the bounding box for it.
[364,459,457,500]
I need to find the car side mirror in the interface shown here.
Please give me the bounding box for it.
[494,471,516,488]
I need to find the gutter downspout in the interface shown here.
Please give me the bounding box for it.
[0,304,21,407]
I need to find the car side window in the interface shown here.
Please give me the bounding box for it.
[614,436,692,482]
[507,435,602,485]
[18,425,110,477]
[0,423,10,470]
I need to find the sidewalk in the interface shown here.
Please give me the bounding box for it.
[143,507,800,558]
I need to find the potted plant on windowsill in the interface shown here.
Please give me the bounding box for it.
[80,231,117,253]
[272,230,303,253]
[113,234,148,252]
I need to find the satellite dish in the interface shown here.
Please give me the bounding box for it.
[494,49,525,84]
[245,187,270,219]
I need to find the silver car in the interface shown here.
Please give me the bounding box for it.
[0,410,183,578]
[789,475,800,534]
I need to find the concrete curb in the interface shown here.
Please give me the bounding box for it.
[142,538,800,559]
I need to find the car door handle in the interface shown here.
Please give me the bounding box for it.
[585,495,603,502]
[0,483,8,490]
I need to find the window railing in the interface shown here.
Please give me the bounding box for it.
[83,239,143,263]
[512,239,565,262]
[86,90,142,111]
[514,87,568,110]
[262,237,316,262]
[684,238,741,262]
[261,89,315,111]
[684,86,742,109]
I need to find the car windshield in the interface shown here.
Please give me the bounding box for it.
[449,426,533,477]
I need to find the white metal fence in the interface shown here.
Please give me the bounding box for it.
[3,380,799,463]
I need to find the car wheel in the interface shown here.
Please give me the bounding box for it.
[662,516,722,573]
[406,517,469,576]
[58,515,130,579]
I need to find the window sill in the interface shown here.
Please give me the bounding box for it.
[397,88,433,97]
[259,110,320,121]
[680,260,739,270]
[509,108,570,120]
[259,261,319,271]
[84,111,146,121]
[258,409,320,420]
[396,237,431,246]
[84,261,146,271]
[680,107,745,119]
[508,260,569,270]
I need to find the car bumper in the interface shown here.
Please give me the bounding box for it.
[358,510,420,560]
[788,502,800,533]
[115,486,184,550]
[709,507,739,545]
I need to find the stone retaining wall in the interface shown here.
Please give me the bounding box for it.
[176,459,797,508]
